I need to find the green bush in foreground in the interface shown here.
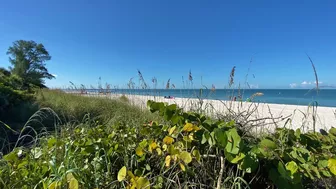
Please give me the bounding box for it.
[0,98,335,188]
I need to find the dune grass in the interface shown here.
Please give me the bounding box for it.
[35,89,160,126]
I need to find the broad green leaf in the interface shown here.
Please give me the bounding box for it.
[225,128,240,154]
[229,153,245,164]
[4,151,18,162]
[214,128,227,148]
[322,170,332,177]
[201,132,210,144]
[286,161,298,175]
[167,104,177,111]
[277,162,289,179]
[136,177,150,189]
[179,151,192,164]
[239,153,258,173]
[328,159,336,175]
[117,166,127,182]
[318,160,328,168]
[259,139,277,158]
[164,107,174,120]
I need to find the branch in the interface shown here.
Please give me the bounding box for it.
[216,156,225,189]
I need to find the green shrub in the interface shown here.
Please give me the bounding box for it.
[0,98,335,188]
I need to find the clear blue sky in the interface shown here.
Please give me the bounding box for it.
[0,0,335,89]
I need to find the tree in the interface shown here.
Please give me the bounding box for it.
[6,40,54,88]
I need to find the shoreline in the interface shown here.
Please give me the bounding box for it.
[78,92,336,133]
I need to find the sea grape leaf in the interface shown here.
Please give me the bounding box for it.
[179,151,192,164]
[117,166,127,181]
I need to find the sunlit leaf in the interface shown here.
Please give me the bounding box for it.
[148,142,158,153]
[118,166,127,181]
[163,136,174,145]
[168,126,176,135]
[179,151,192,164]
[136,177,150,189]
[179,163,186,172]
[156,148,162,156]
[183,123,194,132]
[225,129,240,154]
[165,155,171,167]
[328,159,336,175]
[67,173,79,189]
[286,161,298,175]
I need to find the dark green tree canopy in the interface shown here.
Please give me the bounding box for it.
[6,40,54,88]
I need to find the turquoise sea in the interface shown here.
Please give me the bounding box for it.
[77,89,336,107]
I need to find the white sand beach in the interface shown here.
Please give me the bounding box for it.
[81,93,336,133]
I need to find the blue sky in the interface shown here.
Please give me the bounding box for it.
[0,0,335,89]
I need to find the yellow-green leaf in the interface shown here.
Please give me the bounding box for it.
[127,170,135,179]
[286,161,298,175]
[168,126,176,135]
[136,177,150,189]
[179,163,186,171]
[118,166,127,181]
[136,147,144,157]
[48,181,61,189]
[148,142,158,153]
[69,178,79,189]
[179,151,192,164]
[328,159,336,175]
[156,148,162,156]
[67,173,79,189]
[192,149,201,162]
[183,123,194,132]
[165,155,171,167]
[163,136,174,145]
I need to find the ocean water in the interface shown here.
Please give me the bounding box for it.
[70,89,336,107]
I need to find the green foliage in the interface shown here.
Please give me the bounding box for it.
[0,98,335,188]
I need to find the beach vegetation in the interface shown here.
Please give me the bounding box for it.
[0,91,335,188]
